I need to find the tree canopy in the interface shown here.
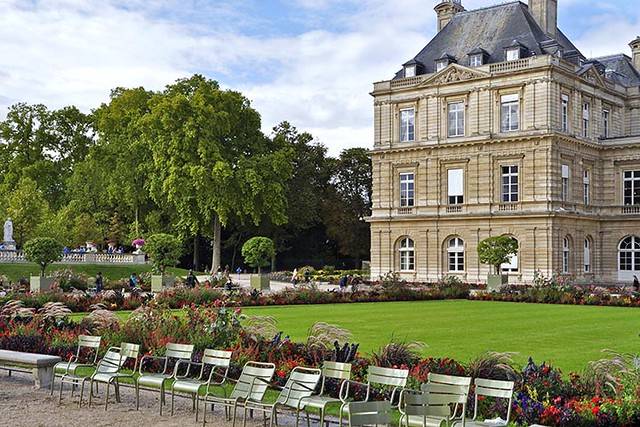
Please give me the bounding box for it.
[477,236,519,274]
[23,237,64,277]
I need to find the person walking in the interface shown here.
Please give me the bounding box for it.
[291,268,298,286]
[129,272,138,289]
[186,269,199,288]
[95,272,104,293]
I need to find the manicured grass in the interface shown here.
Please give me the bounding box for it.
[71,300,640,373]
[0,263,193,282]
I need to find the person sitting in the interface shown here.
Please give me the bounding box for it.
[185,270,199,288]
[129,272,138,289]
[95,272,104,293]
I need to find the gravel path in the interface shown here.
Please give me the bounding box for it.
[0,373,316,427]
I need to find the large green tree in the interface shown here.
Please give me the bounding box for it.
[144,75,292,272]
[6,177,50,246]
[324,147,372,265]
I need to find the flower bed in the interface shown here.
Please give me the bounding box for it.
[0,300,638,426]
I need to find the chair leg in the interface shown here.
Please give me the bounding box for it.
[320,409,325,427]
[160,388,164,416]
[202,397,207,426]
[114,378,121,403]
[170,387,175,416]
[78,379,85,408]
[196,394,200,422]
[50,374,56,395]
[307,411,311,427]
[105,381,110,411]
[58,378,64,404]
[192,393,196,411]
[135,382,140,411]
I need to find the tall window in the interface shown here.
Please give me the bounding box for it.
[400,108,415,142]
[602,109,610,138]
[404,65,416,78]
[582,102,590,138]
[501,94,519,132]
[583,170,590,205]
[561,94,569,132]
[561,165,570,202]
[448,102,465,137]
[623,171,640,206]
[562,237,571,274]
[447,169,464,205]
[501,165,519,203]
[447,237,465,272]
[619,236,640,273]
[399,173,415,207]
[501,237,519,273]
[399,237,415,271]
[584,238,592,273]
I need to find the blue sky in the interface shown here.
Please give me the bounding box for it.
[1,0,638,154]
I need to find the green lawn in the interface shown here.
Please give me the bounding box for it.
[71,300,640,373]
[0,263,193,282]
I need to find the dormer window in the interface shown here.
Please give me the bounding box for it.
[467,47,488,68]
[435,54,456,72]
[506,48,520,61]
[469,54,483,67]
[404,64,416,78]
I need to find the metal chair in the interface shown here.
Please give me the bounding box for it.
[136,342,194,415]
[347,400,393,426]
[339,366,409,426]
[170,349,232,420]
[399,389,446,427]
[297,361,352,427]
[417,373,471,427]
[201,360,275,427]
[244,366,322,427]
[454,378,514,427]
[88,342,141,410]
[51,334,101,395]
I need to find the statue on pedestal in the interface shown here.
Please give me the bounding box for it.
[2,218,16,250]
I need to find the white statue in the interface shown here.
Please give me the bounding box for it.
[3,218,13,243]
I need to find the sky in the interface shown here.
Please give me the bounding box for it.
[0,0,638,155]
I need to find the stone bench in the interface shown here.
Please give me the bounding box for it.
[0,349,61,389]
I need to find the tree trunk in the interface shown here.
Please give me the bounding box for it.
[271,253,276,272]
[210,214,222,274]
[193,235,199,271]
[134,205,140,237]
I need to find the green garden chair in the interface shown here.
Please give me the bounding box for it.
[296,361,352,427]
[346,400,393,426]
[244,366,322,427]
[136,342,194,415]
[201,360,275,427]
[51,334,101,395]
[452,378,514,427]
[87,342,141,410]
[339,366,409,426]
[398,389,446,427]
[170,349,233,420]
[407,373,470,427]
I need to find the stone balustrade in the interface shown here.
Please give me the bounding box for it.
[0,250,146,265]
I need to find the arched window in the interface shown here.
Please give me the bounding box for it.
[501,237,519,273]
[447,237,465,272]
[399,237,415,272]
[618,236,640,273]
[583,237,592,273]
[562,237,571,274]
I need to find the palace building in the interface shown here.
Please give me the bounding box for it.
[368,0,640,284]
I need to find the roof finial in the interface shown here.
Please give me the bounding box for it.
[434,0,465,33]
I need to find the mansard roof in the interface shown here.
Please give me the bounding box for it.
[592,54,640,88]
[394,1,582,78]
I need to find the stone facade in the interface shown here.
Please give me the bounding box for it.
[369,1,640,284]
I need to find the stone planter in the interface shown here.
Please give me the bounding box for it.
[250,274,270,291]
[30,276,55,293]
[151,275,176,292]
[486,274,508,291]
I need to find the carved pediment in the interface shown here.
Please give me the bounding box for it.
[578,65,606,87]
[421,64,489,86]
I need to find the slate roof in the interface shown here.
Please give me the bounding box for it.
[394,1,583,78]
[592,54,640,88]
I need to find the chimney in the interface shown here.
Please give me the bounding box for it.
[529,0,558,39]
[630,37,640,71]
[434,0,465,32]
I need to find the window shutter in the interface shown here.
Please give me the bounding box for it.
[448,169,464,196]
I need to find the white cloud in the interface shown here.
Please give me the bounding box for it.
[0,0,637,156]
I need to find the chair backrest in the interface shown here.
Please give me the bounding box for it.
[320,361,351,394]
[420,382,469,419]
[368,366,409,388]
[202,349,232,368]
[77,335,102,363]
[428,373,472,387]
[120,342,140,371]
[277,367,322,408]
[473,378,515,422]
[165,343,194,360]
[230,361,276,402]
[348,400,392,426]
[96,348,126,375]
